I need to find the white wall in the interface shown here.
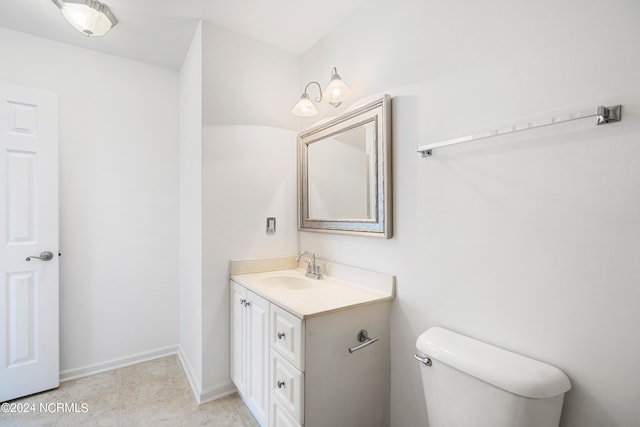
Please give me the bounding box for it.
[199,22,300,397]
[300,1,640,426]
[0,27,180,374]
[202,22,300,130]
[178,22,204,395]
[202,125,297,395]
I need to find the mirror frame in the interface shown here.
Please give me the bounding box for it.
[298,94,392,238]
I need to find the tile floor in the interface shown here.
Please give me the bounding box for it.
[0,355,258,427]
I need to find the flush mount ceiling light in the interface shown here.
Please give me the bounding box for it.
[52,0,118,37]
[291,66,352,117]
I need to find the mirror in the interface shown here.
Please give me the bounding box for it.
[298,95,392,238]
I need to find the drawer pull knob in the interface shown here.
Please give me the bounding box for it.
[277,380,285,389]
[277,332,285,339]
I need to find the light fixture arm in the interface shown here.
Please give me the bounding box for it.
[304,81,323,103]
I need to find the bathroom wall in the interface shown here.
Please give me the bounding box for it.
[0,27,180,376]
[201,23,300,130]
[201,124,297,396]
[179,22,204,396]
[199,22,300,398]
[299,0,640,426]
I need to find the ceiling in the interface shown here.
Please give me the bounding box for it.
[0,0,368,69]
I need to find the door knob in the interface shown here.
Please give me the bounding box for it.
[26,251,54,261]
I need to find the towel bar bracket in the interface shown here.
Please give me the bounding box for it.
[597,105,622,125]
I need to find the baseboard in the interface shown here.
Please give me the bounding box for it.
[177,346,202,403]
[59,345,179,382]
[199,380,236,404]
[176,346,236,404]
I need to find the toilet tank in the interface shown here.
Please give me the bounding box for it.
[415,327,571,427]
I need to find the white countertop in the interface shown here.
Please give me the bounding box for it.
[230,261,395,319]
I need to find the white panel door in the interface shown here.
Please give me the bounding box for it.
[0,83,59,402]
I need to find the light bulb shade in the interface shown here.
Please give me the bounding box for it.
[291,93,319,117]
[52,0,118,37]
[323,71,352,107]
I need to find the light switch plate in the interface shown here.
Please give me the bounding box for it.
[266,217,276,234]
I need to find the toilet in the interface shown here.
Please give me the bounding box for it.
[415,327,571,427]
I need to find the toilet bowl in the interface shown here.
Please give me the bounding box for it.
[415,327,571,427]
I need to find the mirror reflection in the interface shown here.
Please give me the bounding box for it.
[307,120,376,220]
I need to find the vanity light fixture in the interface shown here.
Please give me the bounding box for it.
[291,67,352,117]
[323,67,352,108]
[291,81,323,117]
[51,0,118,37]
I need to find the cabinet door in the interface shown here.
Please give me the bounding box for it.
[270,397,302,427]
[230,281,247,396]
[246,290,270,424]
[270,349,304,425]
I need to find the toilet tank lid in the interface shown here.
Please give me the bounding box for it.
[416,327,571,398]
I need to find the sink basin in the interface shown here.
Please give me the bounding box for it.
[260,275,317,290]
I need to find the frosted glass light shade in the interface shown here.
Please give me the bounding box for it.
[291,93,319,117]
[323,72,352,107]
[53,0,118,37]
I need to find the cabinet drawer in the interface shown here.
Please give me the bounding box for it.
[270,305,304,370]
[270,350,304,425]
[270,396,302,427]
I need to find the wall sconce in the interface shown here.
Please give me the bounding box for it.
[51,0,118,37]
[291,67,352,117]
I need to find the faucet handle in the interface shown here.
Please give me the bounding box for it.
[305,261,312,273]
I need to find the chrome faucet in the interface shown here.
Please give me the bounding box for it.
[296,251,323,280]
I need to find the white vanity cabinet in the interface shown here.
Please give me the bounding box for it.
[230,281,270,426]
[269,305,305,426]
[230,279,391,427]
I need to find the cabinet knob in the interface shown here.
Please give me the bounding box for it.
[239,298,246,306]
[277,332,285,339]
[277,380,285,389]
[244,301,251,307]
